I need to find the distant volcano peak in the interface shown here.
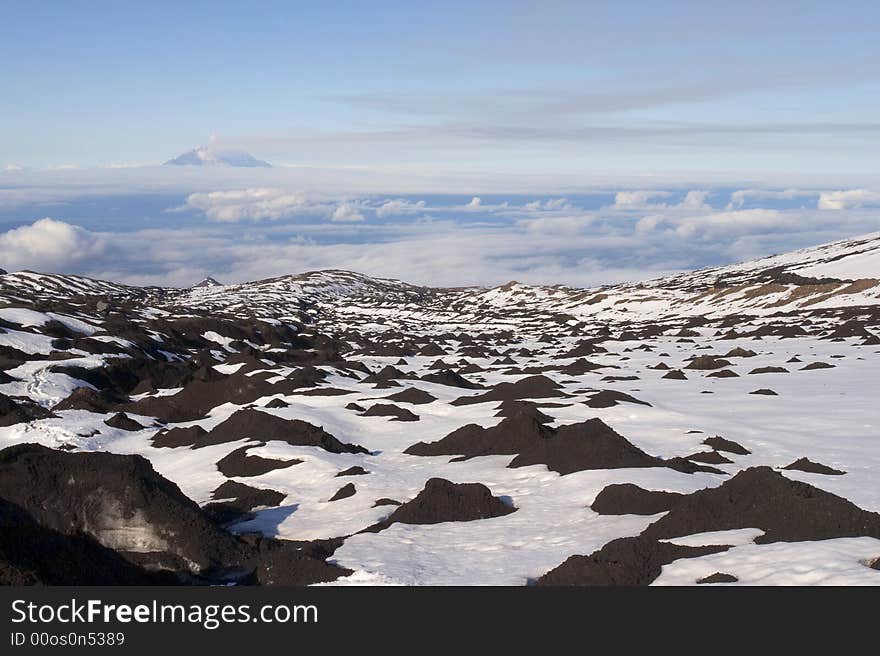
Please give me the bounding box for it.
[164,141,271,168]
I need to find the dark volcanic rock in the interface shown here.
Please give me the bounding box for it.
[407,413,711,476]
[591,484,684,515]
[0,392,56,426]
[662,369,687,380]
[196,409,368,453]
[748,366,789,374]
[584,390,651,408]
[686,356,732,370]
[0,443,348,584]
[494,400,555,423]
[724,347,757,358]
[420,369,483,389]
[782,458,846,476]
[372,498,402,507]
[336,466,369,477]
[377,478,515,527]
[53,387,122,413]
[702,435,751,455]
[686,450,734,465]
[384,387,437,405]
[535,536,728,586]
[450,375,564,406]
[152,425,208,448]
[0,497,173,585]
[264,398,290,408]
[104,412,145,431]
[362,403,420,422]
[706,369,739,378]
[0,443,248,575]
[697,572,738,584]
[749,388,778,396]
[641,467,880,543]
[329,483,357,501]
[216,444,302,478]
[202,481,287,525]
[800,361,835,370]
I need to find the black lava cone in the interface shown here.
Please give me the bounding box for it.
[0,392,55,426]
[0,497,174,585]
[195,409,368,453]
[152,425,208,448]
[662,369,687,380]
[329,483,356,501]
[384,387,437,405]
[104,412,145,431]
[494,400,556,423]
[686,356,732,370]
[707,369,739,378]
[421,369,484,389]
[749,388,778,395]
[748,366,789,374]
[535,536,728,586]
[216,444,302,477]
[641,466,880,543]
[584,390,651,408]
[697,572,738,584]
[362,365,413,386]
[782,458,846,475]
[379,478,515,527]
[724,347,757,358]
[702,435,751,455]
[362,403,420,421]
[591,483,684,515]
[450,375,564,406]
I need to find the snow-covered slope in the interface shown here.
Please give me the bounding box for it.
[2,232,880,586]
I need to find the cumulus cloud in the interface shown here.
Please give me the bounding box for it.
[679,190,711,210]
[727,188,811,208]
[331,202,365,222]
[181,188,327,222]
[817,189,880,210]
[466,196,482,208]
[0,218,106,272]
[523,198,572,211]
[376,198,427,218]
[613,190,672,208]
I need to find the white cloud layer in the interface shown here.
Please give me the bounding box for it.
[3,187,879,289]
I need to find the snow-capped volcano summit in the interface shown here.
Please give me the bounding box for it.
[164,139,271,167]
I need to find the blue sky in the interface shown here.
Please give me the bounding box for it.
[3,1,879,179]
[1,3,879,287]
